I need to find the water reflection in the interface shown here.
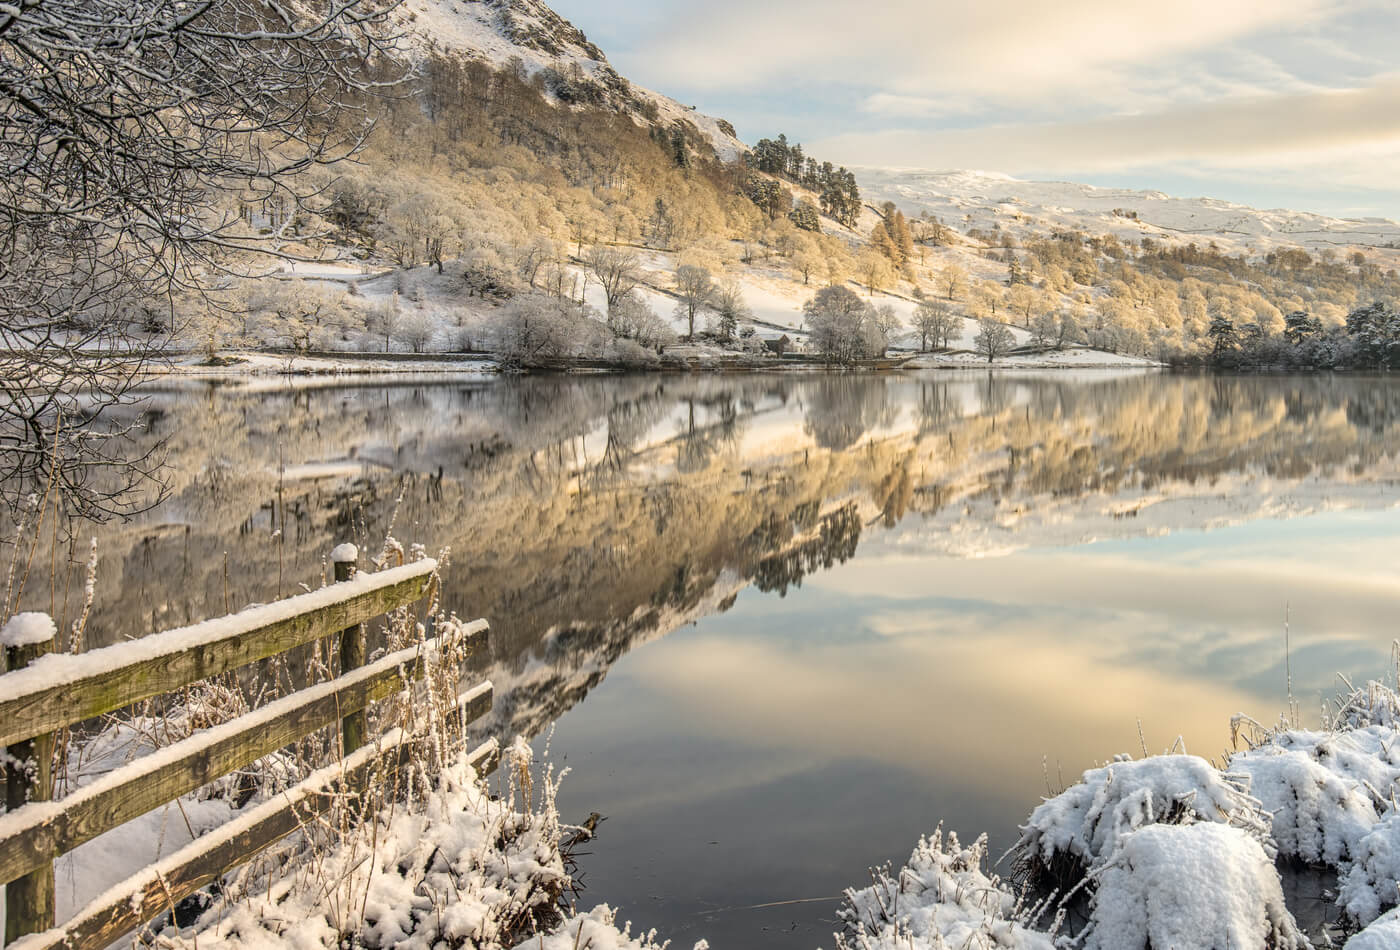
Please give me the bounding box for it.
[10,370,1400,947]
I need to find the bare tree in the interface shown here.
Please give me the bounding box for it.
[611,292,674,349]
[940,264,968,301]
[870,304,902,356]
[912,300,956,352]
[1030,312,1058,349]
[583,246,642,315]
[515,236,560,290]
[0,0,402,518]
[973,318,1016,363]
[673,264,715,340]
[710,280,753,342]
[399,310,435,353]
[804,285,878,364]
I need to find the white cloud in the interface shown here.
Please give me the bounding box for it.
[628,0,1346,108]
[553,0,1400,215]
[862,93,954,118]
[812,75,1400,174]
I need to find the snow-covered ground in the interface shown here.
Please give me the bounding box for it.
[855,166,1400,258]
[906,345,1158,369]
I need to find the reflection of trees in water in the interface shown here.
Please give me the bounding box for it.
[676,395,744,474]
[752,504,862,596]
[1346,384,1400,435]
[915,382,960,435]
[979,373,1013,417]
[874,457,914,528]
[17,372,1400,744]
[803,377,895,450]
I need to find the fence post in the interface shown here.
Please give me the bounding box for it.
[4,613,57,942]
[331,545,366,755]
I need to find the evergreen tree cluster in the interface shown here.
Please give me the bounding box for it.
[1185,301,1400,370]
[746,133,862,228]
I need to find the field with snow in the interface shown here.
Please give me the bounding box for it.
[222,241,1157,373]
[856,166,1400,259]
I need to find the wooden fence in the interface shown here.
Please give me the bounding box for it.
[0,548,495,949]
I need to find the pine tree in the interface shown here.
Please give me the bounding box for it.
[669,124,690,169]
[892,210,914,264]
[1007,257,1026,286]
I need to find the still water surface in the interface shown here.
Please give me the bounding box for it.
[26,370,1400,947]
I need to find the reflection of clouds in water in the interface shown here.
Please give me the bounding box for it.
[806,533,1400,701]
[620,618,1248,806]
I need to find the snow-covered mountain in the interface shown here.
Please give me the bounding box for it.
[854,167,1400,255]
[392,0,746,161]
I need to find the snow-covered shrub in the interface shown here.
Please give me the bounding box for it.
[1339,813,1400,926]
[1265,726,1400,808]
[1232,745,1379,864]
[1080,823,1307,950]
[1015,755,1271,884]
[179,750,676,950]
[836,826,1056,950]
[1350,906,1400,950]
[606,338,661,368]
[1331,676,1400,731]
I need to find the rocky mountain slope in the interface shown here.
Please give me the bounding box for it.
[392,0,745,160]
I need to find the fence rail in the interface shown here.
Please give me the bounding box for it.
[1,547,494,950]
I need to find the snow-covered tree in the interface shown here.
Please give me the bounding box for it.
[710,281,753,343]
[1030,312,1058,349]
[584,246,643,316]
[673,264,716,339]
[0,0,400,517]
[940,264,968,301]
[974,318,1016,363]
[804,285,881,363]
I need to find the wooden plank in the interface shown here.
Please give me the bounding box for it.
[6,625,57,941]
[0,624,488,888]
[466,735,500,776]
[0,560,437,748]
[10,708,499,950]
[333,554,367,755]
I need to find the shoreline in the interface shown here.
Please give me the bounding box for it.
[152,347,1162,379]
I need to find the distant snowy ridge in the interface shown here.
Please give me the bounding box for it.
[854,166,1400,254]
[393,0,746,161]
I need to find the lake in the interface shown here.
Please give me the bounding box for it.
[18,370,1400,948]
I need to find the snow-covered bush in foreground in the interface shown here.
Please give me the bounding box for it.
[1231,744,1379,865]
[1340,813,1400,925]
[1349,907,1400,949]
[177,748,688,950]
[834,672,1400,949]
[1081,823,1306,950]
[835,827,1055,950]
[1015,754,1271,880]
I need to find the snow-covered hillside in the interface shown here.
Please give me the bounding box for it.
[394,0,745,161]
[855,167,1400,256]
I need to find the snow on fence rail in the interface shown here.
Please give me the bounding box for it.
[0,547,495,949]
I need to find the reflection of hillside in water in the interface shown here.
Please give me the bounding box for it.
[17,372,1400,742]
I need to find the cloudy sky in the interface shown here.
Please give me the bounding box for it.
[548,0,1400,219]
